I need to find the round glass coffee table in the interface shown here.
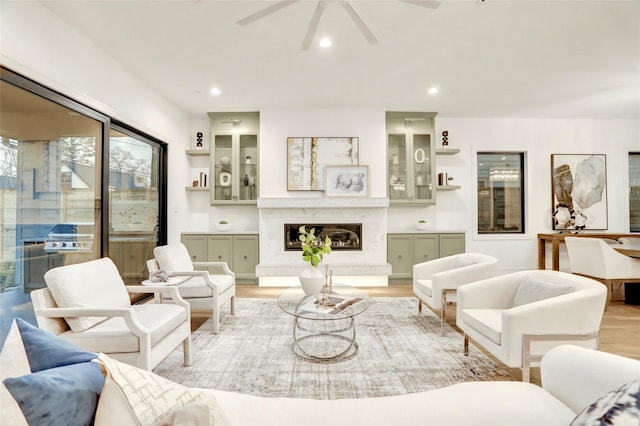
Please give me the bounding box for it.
[277,285,371,362]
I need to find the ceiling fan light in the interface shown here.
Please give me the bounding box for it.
[319,37,332,48]
[210,87,221,96]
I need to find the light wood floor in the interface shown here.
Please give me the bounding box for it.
[233,284,640,384]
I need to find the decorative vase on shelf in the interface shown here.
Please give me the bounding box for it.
[299,265,325,296]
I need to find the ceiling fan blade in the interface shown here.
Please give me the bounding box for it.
[397,0,441,10]
[301,1,327,50]
[237,0,300,26]
[341,1,378,45]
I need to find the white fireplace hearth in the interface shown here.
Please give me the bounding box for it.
[256,197,391,286]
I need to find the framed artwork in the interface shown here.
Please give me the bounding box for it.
[551,154,607,230]
[325,165,369,197]
[287,137,359,191]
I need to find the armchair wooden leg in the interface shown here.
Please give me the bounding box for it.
[230,296,236,315]
[463,333,469,356]
[418,299,422,313]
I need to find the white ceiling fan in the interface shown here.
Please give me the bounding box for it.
[237,0,440,50]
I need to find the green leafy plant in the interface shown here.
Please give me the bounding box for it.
[418,219,427,223]
[298,225,332,267]
[219,220,228,224]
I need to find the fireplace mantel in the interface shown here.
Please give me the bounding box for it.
[257,196,390,285]
[258,197,389,209]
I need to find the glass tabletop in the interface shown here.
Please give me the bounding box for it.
[277,285,371,320]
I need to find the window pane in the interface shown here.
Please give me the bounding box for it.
[477,153,524,234]
[108,129,160,285]
[630,152,640,232]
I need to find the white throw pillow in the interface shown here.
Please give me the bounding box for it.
[154,244,195,272]
[451,256,478,269]
[513,276,575,307]
[94,353,231,426]
[44,258,131,332]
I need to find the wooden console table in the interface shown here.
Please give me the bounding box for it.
[537,233,639,271]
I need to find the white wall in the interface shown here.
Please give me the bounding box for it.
[422,118,640,272]
[1,1,191,243]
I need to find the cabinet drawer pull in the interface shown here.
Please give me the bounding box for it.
[243,255,248,260]
[218,255,222,260]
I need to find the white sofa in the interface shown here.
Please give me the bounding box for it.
[3,316,639,426]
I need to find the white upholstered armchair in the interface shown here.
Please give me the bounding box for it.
[456,269,607,382]
[565,236,640,304]
[32,257,192,370]
[413,253,498,322]
[150,243,235,333]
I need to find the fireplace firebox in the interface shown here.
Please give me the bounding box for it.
[284,224,362,251]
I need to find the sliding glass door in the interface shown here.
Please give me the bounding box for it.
[0,67,167,340]
[108,126,164,286]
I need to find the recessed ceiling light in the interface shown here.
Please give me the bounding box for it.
[210,87,221,96]
[319,37,332,48]
[427,87,439,95]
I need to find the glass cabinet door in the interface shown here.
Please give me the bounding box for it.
[412,133,434,202]
[388,134,408,201]
[387,132,435,204]
[238,134,258,201]
[213,135,233,202]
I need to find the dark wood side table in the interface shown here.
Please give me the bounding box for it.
[537,233,639,271]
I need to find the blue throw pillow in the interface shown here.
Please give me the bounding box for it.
[4,362,104,426]
[14,318,96,371]
[2,318,105,426]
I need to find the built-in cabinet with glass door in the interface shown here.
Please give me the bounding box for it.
[386,112,437,204]
[208,112,259,204]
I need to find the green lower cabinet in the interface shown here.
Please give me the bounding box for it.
[387,233,465,284]
[181,233,259,285]
[439,234,466,258]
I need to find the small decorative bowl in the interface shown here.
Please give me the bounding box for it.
[416,222,429,231]
[216,223,231,232]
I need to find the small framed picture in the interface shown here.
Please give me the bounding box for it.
[324,165,369,197]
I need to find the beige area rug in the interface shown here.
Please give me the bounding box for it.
[154,297,515,399]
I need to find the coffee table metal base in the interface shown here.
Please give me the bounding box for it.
[291,316,359,362]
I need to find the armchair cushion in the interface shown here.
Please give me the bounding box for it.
[154,243,194,272]
[44,258,131,332]
[570,379,640,425]
[2,319,104,426]
[61,303,188,354]
[414,279,433,297]
[513,276,575,307]
[94,353,230,426]
[461,309,504,345]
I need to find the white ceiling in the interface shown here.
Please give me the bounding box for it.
[42,0,640,118]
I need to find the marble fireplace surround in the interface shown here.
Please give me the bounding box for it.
[256,197,392,286]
